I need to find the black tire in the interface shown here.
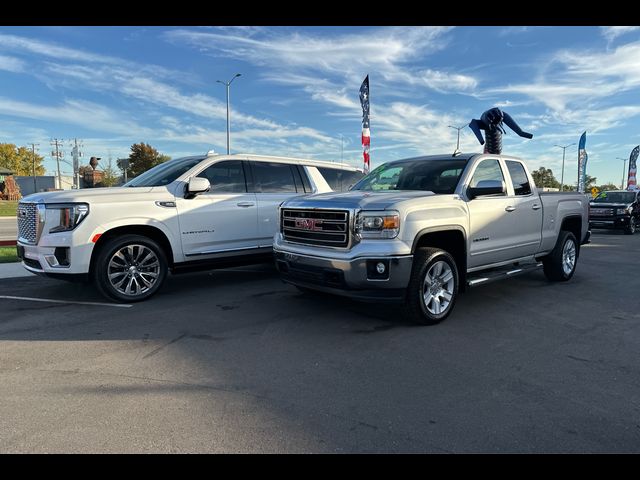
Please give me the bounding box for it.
[93,234,168,303]
[542,231,578,282]
[624,217,637,235]
[403,248,459,325]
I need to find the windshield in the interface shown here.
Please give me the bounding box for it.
[592,191,636,204]
[351,158,469,194]
[124,156,205,187]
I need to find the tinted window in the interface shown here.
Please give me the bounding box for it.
[197,160,246,193]
[593,191,637,203]
[251,162,297,193]
[352,159,468,193]
[124,156,203,187]
[470,159,505,192]
[506,161,532,195]
[317,167,366,192]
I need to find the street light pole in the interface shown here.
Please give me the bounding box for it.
[616,157,628,189]
[216,73,242,155]
[448,125,466,154]
[554,143,576,192]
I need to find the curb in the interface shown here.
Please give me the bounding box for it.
[0,240,17,247]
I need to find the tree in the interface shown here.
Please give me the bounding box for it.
[101,158,121,187]
[598,183,619,191]
[119,143,170,178]
[531,167,560,189]
[0,143,46,176]
[584,175,597,190]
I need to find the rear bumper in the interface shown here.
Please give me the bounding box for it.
[273,248,413,303]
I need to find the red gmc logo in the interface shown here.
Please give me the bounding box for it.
[295,218,322,231]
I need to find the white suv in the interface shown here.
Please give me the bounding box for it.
[16,153,364,302]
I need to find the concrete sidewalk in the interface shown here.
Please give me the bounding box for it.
[0,262,34,279]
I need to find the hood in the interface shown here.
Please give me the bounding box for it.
[283,190,435,210]
[20,186,155,204]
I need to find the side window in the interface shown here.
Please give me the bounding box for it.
[197,160,246,193]
[318,167,366,192]
[506,161,532,196]
[296,166,312,193]
[251,162,298,193]
[469,159,505,195]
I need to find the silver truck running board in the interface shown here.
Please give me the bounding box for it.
[467,262,543,287]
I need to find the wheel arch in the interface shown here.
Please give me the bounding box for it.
[412,225,467,290]
[89,225,175,280]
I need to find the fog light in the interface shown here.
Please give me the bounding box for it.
[376,262,386,274]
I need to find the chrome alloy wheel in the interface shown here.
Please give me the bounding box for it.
[107,244,160,296]
[561,238,576,276]
[422,260,455,315]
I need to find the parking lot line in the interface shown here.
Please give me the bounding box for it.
[0,295,132,308]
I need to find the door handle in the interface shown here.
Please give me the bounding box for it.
[532,204,541,210]
[505,206,516,212]
[236,202,255,208]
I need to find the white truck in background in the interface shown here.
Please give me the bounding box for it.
[16,153,364,302]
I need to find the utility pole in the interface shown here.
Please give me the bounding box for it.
[216,73,242,154]
[554,143,576,192]
[70,138,83,189]
[28,143,39,193]
[50,139,64,189]
[448,125,466,154]
[616,157,628,189]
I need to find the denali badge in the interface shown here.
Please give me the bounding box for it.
[18,208,27,218]
[295,218,322,231]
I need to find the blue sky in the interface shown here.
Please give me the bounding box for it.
[1,25,640,186]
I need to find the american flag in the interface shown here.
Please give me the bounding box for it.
[359,75,370,174]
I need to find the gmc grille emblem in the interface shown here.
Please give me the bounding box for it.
[295,218,322,231]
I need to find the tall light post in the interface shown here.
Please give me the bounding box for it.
[554,143,576,192]
[448,124,466,154]
[616,157,628,189]
[216,73,242,155]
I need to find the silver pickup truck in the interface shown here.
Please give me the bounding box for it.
[274,153,590,325]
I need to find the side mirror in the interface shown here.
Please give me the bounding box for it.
[185,177,210,199]
[468,180,505,199]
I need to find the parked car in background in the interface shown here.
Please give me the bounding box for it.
[16,153,364,302]
[275,153,590,325]
[589,190,640,234]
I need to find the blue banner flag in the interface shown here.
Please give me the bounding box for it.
[577,131,588,193]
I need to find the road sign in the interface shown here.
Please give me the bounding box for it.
[591,187,599,198]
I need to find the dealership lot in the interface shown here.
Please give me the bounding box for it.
[0,230,639,453]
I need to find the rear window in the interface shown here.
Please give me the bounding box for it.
[317,167,365,192]
[505,161,532,196]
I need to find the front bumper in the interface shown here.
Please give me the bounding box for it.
[589,215,634,230]
[273,247,413,302]
[17,229,94,278]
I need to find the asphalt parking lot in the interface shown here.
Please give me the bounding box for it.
[0,230,639,453]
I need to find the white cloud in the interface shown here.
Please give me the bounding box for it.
[0,54,25,72]
[600,26,640,42]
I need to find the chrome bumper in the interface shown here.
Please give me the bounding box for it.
[274,248,413,302]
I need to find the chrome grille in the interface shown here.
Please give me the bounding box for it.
[590,208,614,217]
[17,203,38,244]
[281,209,349,248]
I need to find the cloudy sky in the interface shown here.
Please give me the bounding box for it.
[1,26,639,186]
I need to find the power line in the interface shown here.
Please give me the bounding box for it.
[50,138,64,190]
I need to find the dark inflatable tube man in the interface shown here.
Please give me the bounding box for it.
[469,107,533,155]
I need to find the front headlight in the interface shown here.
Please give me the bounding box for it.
[617,207,632,215]
[46,203,90,233]
[355,210,400,239]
